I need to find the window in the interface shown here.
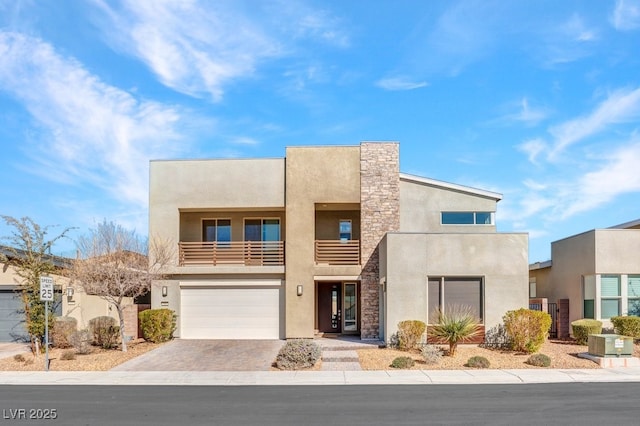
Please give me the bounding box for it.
[339,220,352,242]
[600,275,621,319]
[529,278,536,298]
[441,212,494,225]
[244,219,280,242]
[583,275,596,319]
[428,277,483,323]
[628,275,640,316]
[202,219,231,243]
[343,283,357,331]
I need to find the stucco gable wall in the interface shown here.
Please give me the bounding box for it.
[399,180,497,233]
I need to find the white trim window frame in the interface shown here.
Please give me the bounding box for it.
[600,274,621,319]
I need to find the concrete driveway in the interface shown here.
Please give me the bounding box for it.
[112,339,285,371]
[0,342,30,360]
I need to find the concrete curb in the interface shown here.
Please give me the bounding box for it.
[1,368,640,386]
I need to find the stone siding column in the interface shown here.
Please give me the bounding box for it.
[360,142,400,339]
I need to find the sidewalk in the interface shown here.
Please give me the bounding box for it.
[2,367,640,386]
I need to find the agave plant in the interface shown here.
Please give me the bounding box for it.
[429,304,481,356]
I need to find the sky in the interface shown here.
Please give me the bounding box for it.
[1,0,639,263]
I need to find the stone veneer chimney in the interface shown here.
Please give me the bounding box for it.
[360,142,400,339]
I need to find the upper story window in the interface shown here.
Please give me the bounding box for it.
[339,220,352,241]
[441,212,494,225]
[202,219,231,242]
[245,218,280,242]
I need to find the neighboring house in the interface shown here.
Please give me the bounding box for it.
[530,219,640,331]
[0,245,134,342]
[149,142,529,343]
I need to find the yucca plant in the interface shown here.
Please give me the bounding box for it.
[429,304,481,356]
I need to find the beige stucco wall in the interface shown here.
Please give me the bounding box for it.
[1,262,125,331]
[529,265,551,299]
[594,229,640,273]
[149,158,286,266]
[399,179,497,233]
[547,231,596,324]
[380,232,529,342]
[543,229,640,326]
[285,146,361,338]
[179,211,286,242]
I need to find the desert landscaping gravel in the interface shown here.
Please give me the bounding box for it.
[1,339,639,371]
[358,340,640,370]
[0,339,161,371]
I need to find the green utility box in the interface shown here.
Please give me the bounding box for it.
[588,334,634,357]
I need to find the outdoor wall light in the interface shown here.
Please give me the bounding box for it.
[296,285,303,296]
[66,287,74,298]
[162,286,168,297]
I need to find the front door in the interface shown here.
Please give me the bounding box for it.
[317,283,341,333]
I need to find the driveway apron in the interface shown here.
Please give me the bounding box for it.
[111,339,285,371]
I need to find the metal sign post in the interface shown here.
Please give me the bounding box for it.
[39,276,54,372]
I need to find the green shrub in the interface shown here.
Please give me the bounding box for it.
[88,316,120,349]
[275,339,321,370]
[397,320,426,351]
[70,329,92,354]
[421,345,442,365]
[390,356,415,369]
[466,356,490,368]
[13,354,25,362]
[139,309,176,343]
[61,350,76,361]
[611,316,640,339]
[429,304,481,356]
[52,316,78,349]
[503,308,552,353]
[571,319,602,345]
[526,353,551,367]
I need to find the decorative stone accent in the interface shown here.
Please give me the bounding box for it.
[360,142,400,339]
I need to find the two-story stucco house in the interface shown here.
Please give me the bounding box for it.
[149,142,528,343]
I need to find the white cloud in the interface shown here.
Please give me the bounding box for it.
[231,136,259,146]
[92,0,283,101]
[495,98,550,127]
[559,140,640,218]
[91,0,349,102]
[518,138,547,164]
[0,31,190,209]
[376,77,428,91]
[537,14,598,66]
[611,0,640,31]
[548,87,640,159]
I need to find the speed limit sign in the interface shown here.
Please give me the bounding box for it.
[39,276,54,301]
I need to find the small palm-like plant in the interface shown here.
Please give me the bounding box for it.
[429,304,481,356]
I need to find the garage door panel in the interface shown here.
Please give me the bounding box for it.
[0,290,27,342]
[180,287,280,339]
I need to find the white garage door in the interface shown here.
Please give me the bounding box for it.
[180,287,280,339]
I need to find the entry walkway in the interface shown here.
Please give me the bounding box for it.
[314,336,382,371]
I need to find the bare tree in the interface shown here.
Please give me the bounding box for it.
[72,220,171,352]
[0,216,73,354]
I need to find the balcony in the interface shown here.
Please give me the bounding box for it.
[315,240,360,265]
[178,241,284,266]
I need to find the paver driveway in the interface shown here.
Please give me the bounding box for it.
[112,339,285,371]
